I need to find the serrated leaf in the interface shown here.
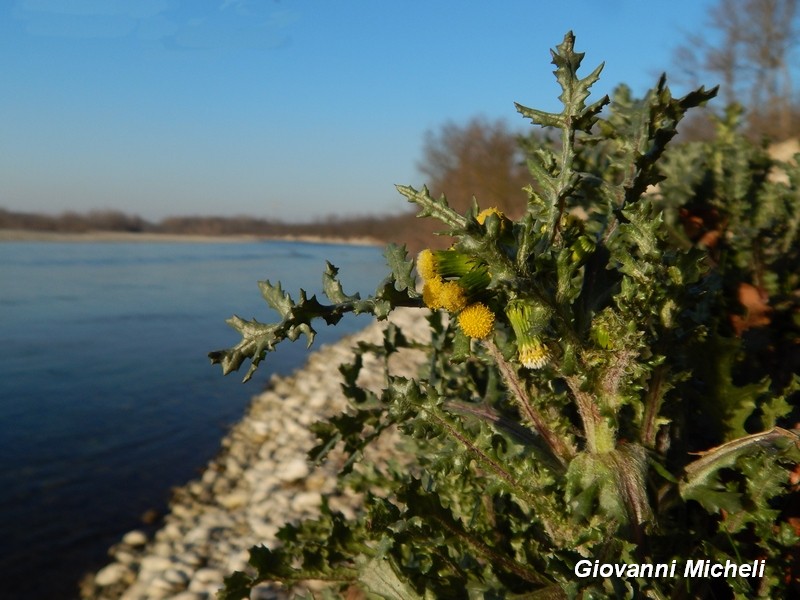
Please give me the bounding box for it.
[218,571,254,600]
[515,104,564,129]
[711,336,771,440]
[249,545,292,578]
[760,375,799,429]
[619,203,662,258]
[211,262,420,381]
[323,261,360,304]
[516,31,608,134]
[451,329,471,363]
[681,427,800,511]
[383,243,417,293]
[258,279,294,318]
[358,556,425,600]
[551,32,604,116]
[395,184,466,230]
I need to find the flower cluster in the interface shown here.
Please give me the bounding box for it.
[416,245,494,339]
[415,207,554,361]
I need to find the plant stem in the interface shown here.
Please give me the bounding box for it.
[566,375,614,453]
[484,340,575,466]
[641,364,668,449]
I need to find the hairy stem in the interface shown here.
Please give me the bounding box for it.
[641,364,668,449]
[484,340,575,466]
[566,375,615,453]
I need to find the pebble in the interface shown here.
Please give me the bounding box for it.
[171,593,208,600]
[121,530,147,547]
[274,457,310,482]
[291,490,322,513]
[94,563,132,587]
[162,567,190,587]
[216,490,249,510]
[81,308,429,600]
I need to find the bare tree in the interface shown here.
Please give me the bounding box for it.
[674,0,800,139]
[418,117,530,216]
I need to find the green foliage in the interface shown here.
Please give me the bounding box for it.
[211,32,800,598]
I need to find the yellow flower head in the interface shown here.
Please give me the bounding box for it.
[422,276,444,309]
[416,248,438,282]
[476,207,505,225]
[518,338,550,369]
[438,280,468,313]
[458,303,495,339]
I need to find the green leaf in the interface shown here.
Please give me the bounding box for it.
[384,243,417,294]
[551,32,603,115]
[515,31,608,132]
[395,184,466,231]
[217,571,254,600]
[210,262,421,381]
[249,545,293,579]
[680,427,800,512]
[207,30,797,599]
[323,261,360,304]
[451,329,471,363]
[759,375,799,429]
[514,104,564,129]
[710,336,771,440]
[257,279,294,318]
[358,556,425,600]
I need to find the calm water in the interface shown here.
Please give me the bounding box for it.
[0,240,387,599]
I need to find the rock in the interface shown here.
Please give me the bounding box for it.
[122,529,148,547]
[113,550,137,566]
[192,567,224,585]
[249,419,271,438]
[94,562,133,587]
[217,489,249,510]
[178,550,204,568]
[148,576,178,593]
[291,491,321,514]
[274,457,309,482]
[171,593,209,600]
[139,555,174,574]
[163,567,190,587]
[160,522,183,541]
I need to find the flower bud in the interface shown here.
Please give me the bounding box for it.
[506,299,551,369]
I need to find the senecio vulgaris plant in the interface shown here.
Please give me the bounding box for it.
[210,33,800,599]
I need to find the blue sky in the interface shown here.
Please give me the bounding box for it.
[0,0,715,223]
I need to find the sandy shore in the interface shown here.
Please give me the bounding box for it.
[0,228,382,246]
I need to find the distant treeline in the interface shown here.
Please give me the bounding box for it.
[0,207,442,251]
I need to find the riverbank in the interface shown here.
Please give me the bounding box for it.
[79,307,429,600]
[0,228,382,246]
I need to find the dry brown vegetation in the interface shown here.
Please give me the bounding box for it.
[673,0,800,141]
[0,206,442,251]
